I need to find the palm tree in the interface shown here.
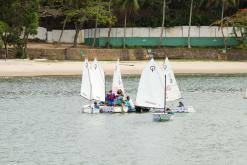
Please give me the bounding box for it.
[207,0,236,52]
[187,0,194,48]
[159,0,166,47]
[120,0,139,48]
[107,0,113,48]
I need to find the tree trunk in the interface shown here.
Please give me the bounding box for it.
[3,41,8,61]
[2,33,8,60]
[73,23,80,48]
[57,15,68,46]
[92,17,98,48]
[107,0,112,48]
[23,33,29,58]
[159,0,166,47]
[188,0,193,48]
[107,25,112,48]
[220,1,227,53]
[123,11,127,48]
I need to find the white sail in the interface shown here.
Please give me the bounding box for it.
[135,59,165,108]
[90,59,105,102]
[112,60,124,94]
[163,57,182,101]
[244,88,247,99]
[80,59,92,100]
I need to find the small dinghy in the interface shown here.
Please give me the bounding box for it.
[100,60,131,113]
[163,57,195,113]
[81,59,105,114]
[80,59,133,113]
[135,58,174,121]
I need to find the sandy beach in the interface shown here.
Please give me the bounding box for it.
[1,59,247,77]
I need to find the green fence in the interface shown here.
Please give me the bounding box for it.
[85,37,240,48]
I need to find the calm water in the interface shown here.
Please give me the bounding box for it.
[0,75,247,165]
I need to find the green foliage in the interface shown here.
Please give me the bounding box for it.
[86,0,116,25]
[229,9,247,46]
[120,0,140,13]
[0,0,39,58]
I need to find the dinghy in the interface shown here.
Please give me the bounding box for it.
[81,59,105,113]
[100,59,133,113]
[135,58,174,121]
[163,57,195,113]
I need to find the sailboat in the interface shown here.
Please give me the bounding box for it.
[163,57,195,113]
[112,59,125,94]
[135,58,173,120]
[100,60,131,113]
[81,58,105,113]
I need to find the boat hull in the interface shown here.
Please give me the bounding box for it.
[82,105,100,114]
[99,105,132,113]
[135,106,150,113]
[172,106,195,113]
[152,112,174,122]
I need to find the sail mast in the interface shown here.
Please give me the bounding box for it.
[87,61,93,112]
[164,74,166,112]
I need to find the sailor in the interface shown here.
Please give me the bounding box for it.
[165,107,171,112]
[117,89,124,97]
[115,89,124,106]
[178,101,184,107]
[177,101,185,112]
[106,90,115,106]
[126,96,134,109]
[94,101,99,109]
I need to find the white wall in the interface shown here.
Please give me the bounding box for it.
[29,27,47,40]
[28,27,84,43]
[84,26,236,38]
[28,26,236,43]
[51,30,84,43]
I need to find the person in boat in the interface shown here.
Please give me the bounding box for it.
[94,101,99,109]
[177,101,185,112]
[165,107,171,112]
[115,89,125,106]
[178,101,184,107]
[106,90,115,106]
[126,96,134,109]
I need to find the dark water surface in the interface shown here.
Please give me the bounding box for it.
[0,75,247,165]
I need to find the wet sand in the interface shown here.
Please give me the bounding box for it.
[1,59,247,77]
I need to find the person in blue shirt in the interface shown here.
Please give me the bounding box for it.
[106,90,115,106]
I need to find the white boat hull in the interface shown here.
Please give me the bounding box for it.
[100,106,129,113]
[152,112,174,122]
[82,105,100,114]
[172,106,195,113]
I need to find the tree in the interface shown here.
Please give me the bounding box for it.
[0,0,39,58]
[64,0,87,47]
[159,0,166,47]
[224,9,247,47]
[14,0,39,58]
[187,0,194,48]
[120,0,139,48]
[0,21,9,60]
[207,0,236,52]
[86,0,115,48]
[107,0,117,48]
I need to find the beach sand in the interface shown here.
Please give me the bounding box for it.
[1,59,247,77]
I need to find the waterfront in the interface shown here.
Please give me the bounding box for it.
[0,75,247,165]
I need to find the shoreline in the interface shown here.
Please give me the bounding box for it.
[1,59,247,77]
